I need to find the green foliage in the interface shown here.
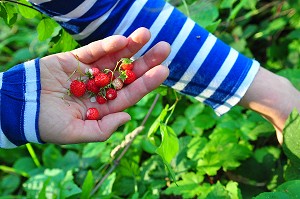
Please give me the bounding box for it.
[1,0,300,198]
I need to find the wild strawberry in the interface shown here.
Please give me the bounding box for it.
[120,58,134,70]
[106,88,117,100]
[86,79,100,94]
[86,108,100,120]
[111,78,123,90]
[86,67,100,79]
[123,70,136,84]
[95,72,110,88]
[70,80,86,97]
[96,95,107,104]
[106,71,115,81]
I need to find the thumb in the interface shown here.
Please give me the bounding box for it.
[67,112,131,144]
[97,112,131,141]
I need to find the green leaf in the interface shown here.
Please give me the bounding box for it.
[187,136,208,160]
[163,172,206,198]
[62,181,81,198]
[82,142,106,158]
[188,0,219,28]
[225,181,242,199]
[206,182,231,199]
[171,116,188,136]
[81,170,94,199]
[49,29,78,53]
[277,69,300,90]
[254,180,300,198]
[23,169,63,198]
[112,176,134,196]
[148,104,168,139]
[284,162,300,181]
[0,175,20,195]
[282,110,300,166]
[97,172,116,196]
[18,0,39,19]
[13,157,36,175]
[37,18,59,41]
[42,145,62,168]
[220,0,237,9]
[156,125,179,164]
[184,103,205,120]
[0,3,17,27]
[287,29,300,39]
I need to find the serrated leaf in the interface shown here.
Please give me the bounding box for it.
[187,136,208,160]
[62,181,81,198]
[206,182,231,199]
[225,181,242,199]
[282,109,300,166]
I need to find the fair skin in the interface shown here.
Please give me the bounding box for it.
[37,27,300,145]
[38,28,170,144]
[238,67,300,144]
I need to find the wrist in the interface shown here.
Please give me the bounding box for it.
[238,67,300,143]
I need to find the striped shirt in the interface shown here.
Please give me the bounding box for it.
[0,59,42,148]
[0,0,260,148]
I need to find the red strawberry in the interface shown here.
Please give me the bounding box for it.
[86,79,100,94]
[106,88,117,100]
[120,58,134,70]
[86,108,100,120]
[86,67,100,78]
[91,67,100,77]
[70,80,86,97]
[123,70,136,84]
[111,78,123,90]
[95,72,110,87]
[106,71,116,81]
[96,95,107,104]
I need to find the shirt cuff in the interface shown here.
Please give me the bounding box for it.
[0,59,42,148]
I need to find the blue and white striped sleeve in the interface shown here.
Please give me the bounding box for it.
[0,59,43,148]
[30,0,260,116]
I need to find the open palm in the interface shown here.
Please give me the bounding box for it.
[38,28,170,144]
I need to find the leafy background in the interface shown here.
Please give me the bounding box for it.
[0,0,300,198]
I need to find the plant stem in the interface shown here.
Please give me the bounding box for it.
[26,143,41,168]
[90,94,161,197]
[0,0,41,12]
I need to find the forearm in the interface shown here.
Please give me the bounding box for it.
[0,59,43,148]
[238,67,300,143]
[30,0,260,116]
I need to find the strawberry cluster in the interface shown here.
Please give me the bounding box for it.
[68,58,136,120]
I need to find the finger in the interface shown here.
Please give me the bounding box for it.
[132,41,171,77]
[106,65,169,113]
[71,35,128,64]
[62,112,131,143]
[90,27,151,69]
